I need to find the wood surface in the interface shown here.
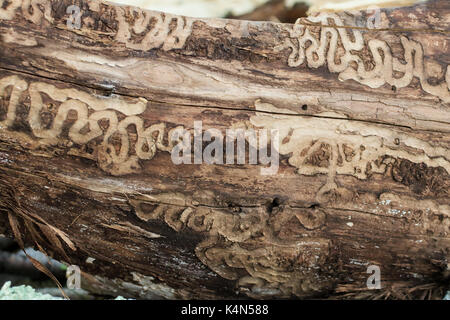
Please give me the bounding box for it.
[0,0,449,299]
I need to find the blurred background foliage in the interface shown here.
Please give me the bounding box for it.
[0,0,444,300]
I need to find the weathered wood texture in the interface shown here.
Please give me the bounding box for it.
[0,0,449,299]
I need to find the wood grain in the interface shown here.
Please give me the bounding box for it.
[0,0,449,299]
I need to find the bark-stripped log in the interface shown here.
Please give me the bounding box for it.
[0,0,449,299]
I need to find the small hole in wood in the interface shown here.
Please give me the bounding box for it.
[302,104,308,111]
[272,198,280,207]
[227,202,242,213]
[267,197,281,213]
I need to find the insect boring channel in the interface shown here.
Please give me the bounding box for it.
[170,121,280,175]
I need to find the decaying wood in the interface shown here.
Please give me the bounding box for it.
[227,0,309,23]
[0,0,449,299]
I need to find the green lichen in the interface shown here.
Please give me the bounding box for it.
[0,282,62,300]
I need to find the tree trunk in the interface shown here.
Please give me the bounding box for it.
[0,0,449,299]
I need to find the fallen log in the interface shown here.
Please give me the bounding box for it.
[0,0,449,299]
[226,0,309,23]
